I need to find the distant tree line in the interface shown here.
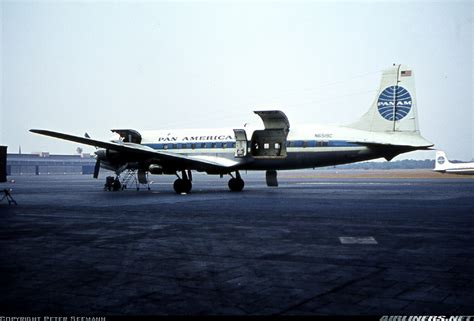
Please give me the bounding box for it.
[330,159,436,170]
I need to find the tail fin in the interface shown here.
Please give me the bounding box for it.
[435,150,451,171]
[349,64,419,133]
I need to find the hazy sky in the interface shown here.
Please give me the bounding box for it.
[1,0,472,161]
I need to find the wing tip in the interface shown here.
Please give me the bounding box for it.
[30,129,53,135]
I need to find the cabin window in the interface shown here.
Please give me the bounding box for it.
[191,143,196,150]
[232,142,236,148]
[302,141,308,148]
[163,144,169,150]
[211,143,216,148]
[200,143,206,149]
[264,143,270,149]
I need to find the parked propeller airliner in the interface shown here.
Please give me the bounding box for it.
[434,151,474,175]
[31,64,433,193]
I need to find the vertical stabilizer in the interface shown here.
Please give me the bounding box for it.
[435,150,451,171]
[349,64,419,133]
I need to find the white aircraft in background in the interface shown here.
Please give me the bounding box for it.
[434,151,474,175]
[31,64,433,193]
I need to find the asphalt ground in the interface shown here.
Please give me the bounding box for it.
[1,170,473,315]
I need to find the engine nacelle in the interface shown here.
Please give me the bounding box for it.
[148,164,176,175]
[95,149,122,163]
[148,164,163,175]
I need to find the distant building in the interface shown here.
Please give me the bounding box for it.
[0,146,7,182]
[6,153,96,176]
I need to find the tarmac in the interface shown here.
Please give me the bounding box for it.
[1,170,473,315]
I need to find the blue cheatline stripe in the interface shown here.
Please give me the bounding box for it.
[328,140,358,147]
[143,140,358,151]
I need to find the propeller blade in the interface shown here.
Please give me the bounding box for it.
[93,159,100,179]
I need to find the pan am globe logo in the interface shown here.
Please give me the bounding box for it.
[377,86,412,121]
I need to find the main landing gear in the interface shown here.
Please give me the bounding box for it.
[174,170,192,194]
[172,170,244,193]
[228,171,244,192]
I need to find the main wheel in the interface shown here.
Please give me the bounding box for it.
[183,179,192,193]
[174,179,192,194]
[228,177,244,192]
[112,179,122,191]
[174,178,184,194]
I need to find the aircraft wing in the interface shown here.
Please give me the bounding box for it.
[30,129,242,171]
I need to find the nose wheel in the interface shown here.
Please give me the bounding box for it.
[228,171,244,192]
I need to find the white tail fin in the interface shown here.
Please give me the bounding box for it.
[349,64,419,133]
[435,150,451,171]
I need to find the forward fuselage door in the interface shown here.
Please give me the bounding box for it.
[233,129,248,158]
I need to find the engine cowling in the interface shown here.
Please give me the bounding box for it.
[95,149,122,163]
[148,164,176,175]
[148,164,163,175]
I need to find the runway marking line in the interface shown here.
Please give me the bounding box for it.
[339,236,378,244]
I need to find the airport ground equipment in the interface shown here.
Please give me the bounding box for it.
[1,189,17,206]
[104,176,122,191]
[120,169,151,191]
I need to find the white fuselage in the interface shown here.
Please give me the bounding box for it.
[134,124,386,171]
[434,162,474,175]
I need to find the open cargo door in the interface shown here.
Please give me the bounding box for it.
[251,110,290,158]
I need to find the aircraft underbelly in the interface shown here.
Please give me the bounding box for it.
[446,168,474,175]
[242,147,372,170]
